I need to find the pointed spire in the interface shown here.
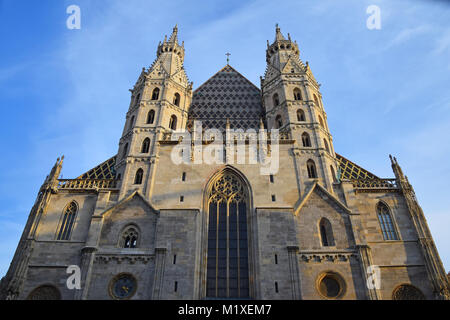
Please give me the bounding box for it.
[390,154,405,181]
[44,156,64,190]
[168,24,178,43]
[275,23,286,41]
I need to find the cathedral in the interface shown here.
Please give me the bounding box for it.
[1,25,448,300]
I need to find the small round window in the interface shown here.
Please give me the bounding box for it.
[317,272,345,299]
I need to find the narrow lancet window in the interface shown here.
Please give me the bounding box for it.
[141,138,150,153]
[169,115,177,130]
[147,110,155,124]
[302,132,311,147]
[377,202,399,240]
[57,201,77,241]
[151,88,160,100]
[319,218,335,246]
[307,160,317,178]
[293,88,302,100]
[134,169,143,185]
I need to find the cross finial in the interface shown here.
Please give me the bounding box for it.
[226,52,231,65]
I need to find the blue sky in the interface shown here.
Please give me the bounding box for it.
[0,0,449,277]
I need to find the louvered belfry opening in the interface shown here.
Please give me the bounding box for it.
[206,171,250,299]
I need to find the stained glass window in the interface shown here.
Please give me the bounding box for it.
[206,172,249,298]
[377,202,399,240]
[57,201,77,240]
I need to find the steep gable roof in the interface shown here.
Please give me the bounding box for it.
[99,191,158,217]
[188,65,264,131]
[293,182,352,216]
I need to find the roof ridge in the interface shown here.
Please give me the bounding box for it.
[336,153,380,179]
[193,64,260,93]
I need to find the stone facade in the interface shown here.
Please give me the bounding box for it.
[1,26,449,300]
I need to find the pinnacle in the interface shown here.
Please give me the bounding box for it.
[275,23,286,41]
[168,24,179,43]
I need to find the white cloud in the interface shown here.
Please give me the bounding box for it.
[381,25,431,51]
[433,28,450,55]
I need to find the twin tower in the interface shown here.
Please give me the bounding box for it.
[2,24,449,300]
[116,25,338,199]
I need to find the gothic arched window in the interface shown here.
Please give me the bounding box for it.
[307,159,317,178]
[141,138,150,153]
[273,93,280,106]
[169,115,177,130]
[275,115,283,129]
[318,115,325,128]
[297,109,306,122]
[173,93,181,106]
[151,88,160,100]
[302,132,311,147]
[319,218,335,246]
[134,169,143,185]
[135,93,141,106]
[377,202,399,240]
[122,143,129,159]
[120,225,139,248]
[206,171,250,299]
[27,285,61,300]
[129,116,135,131]
[147,110,155,124]
[314,94,320,106]
[57,201,78,241]
[293,88,302,101]
[330,166,337,183]
[324,139,330,153]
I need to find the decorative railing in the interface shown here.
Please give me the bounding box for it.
[352,178,398,190]
[57,179,118,190]
[161,130,292,142]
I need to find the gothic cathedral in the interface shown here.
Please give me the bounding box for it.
[1,26,448,300]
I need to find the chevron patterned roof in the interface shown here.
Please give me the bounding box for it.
[335,154,379,180]
[76,156,116,180]
[187,65,264,131]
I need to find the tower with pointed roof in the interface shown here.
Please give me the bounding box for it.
[116,25,193,199]
[1,25,448,301]
[262,25,337,193]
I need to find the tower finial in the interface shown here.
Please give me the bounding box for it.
[168,25,179,43]
[226,52,231,65]
[274,23,285,41]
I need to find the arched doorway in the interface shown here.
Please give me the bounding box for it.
[204,168,251,299]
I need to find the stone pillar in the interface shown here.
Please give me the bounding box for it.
[287,246,301,300]
[76,247,97,300]
[357,245,380,300]
[152,248,167,300]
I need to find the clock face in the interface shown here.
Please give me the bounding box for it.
[111,274,137,300]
